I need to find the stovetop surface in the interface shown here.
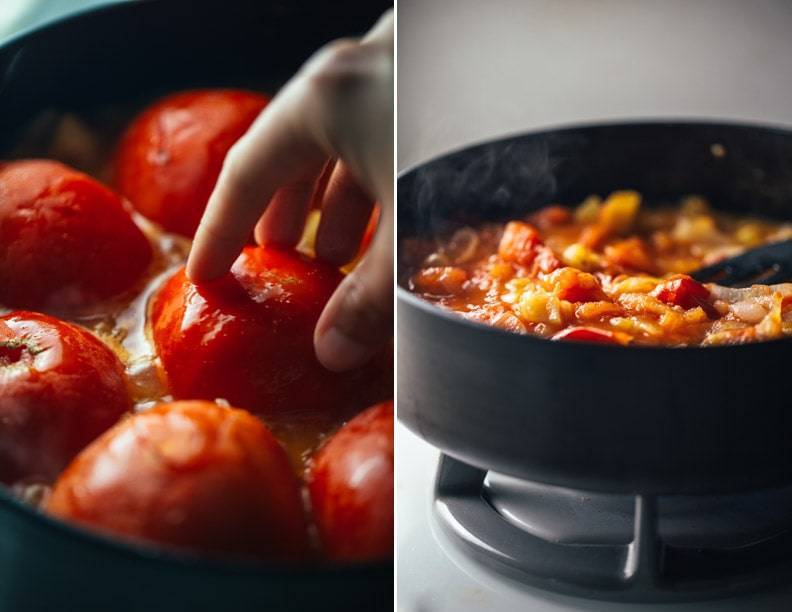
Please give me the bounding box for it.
[397,425,792,612]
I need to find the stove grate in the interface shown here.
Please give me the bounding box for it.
[434,454,792,603]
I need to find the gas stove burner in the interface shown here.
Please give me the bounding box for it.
[434,454,792,603]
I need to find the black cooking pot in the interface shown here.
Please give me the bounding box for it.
[0,2,392,611]
[398,121,792,496]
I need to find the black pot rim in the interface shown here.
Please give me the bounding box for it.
[397,117,792,178]
[2,0,149,51]
[0,485,390,577]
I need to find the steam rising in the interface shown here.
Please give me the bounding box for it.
[399,131,587,240]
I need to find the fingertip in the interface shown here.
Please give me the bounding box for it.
[185,252,209,282]
[313,263,392,372]
[314,163,375,267]
[186,251,217,282]
[186,233,235,282]
[314,326,379,372]
[256,210,304,247]
[185,240,207,281]
[314,237,361,267]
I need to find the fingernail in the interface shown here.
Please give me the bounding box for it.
[316,326,373,372]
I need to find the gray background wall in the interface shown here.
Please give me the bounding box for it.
[397,0,792,170]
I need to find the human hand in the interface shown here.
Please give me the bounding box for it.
[187,10,393,373]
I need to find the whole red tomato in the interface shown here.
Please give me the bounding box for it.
[0,160,152,311]
[150,246,391,424]
[47,401,310,560]
[308,401,394,561]
[115,89,269,237]
[0,311,131,484]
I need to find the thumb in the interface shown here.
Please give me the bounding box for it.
[314,206,393,372]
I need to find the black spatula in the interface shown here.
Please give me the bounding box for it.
[691,239,792,287]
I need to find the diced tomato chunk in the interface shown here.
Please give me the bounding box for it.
[651,275,710,310]
[498,221,561,275]
[579,224,609,249]
[551,326,620,344]
[551,268,604,303]
[532,246,562,275]
[411,266,468,295]
[531,206,572,230]
[0,321,12,343]
[498,221,541,266]
[604,237,655,273]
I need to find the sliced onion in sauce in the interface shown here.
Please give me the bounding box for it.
[731,301,769,324]
[444,227,480,264]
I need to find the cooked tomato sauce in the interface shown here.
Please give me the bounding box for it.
[0,93,392,561]
[403,191,792,346]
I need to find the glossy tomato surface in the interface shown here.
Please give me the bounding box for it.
[47,401,310,560]
[151,246,391,424]
[0,311,131,484]
[0,160,152,311]
[115,89,269,237]
[309,401,393,562]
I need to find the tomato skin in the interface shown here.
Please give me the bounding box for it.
[309,401,393,561]
[151,246,391,423]
[551,326,620,344]
[0,311,131,484]
[652,275,711,311]
[115,89,269,237]
[47,401,310,560]
[0,160,152,311]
